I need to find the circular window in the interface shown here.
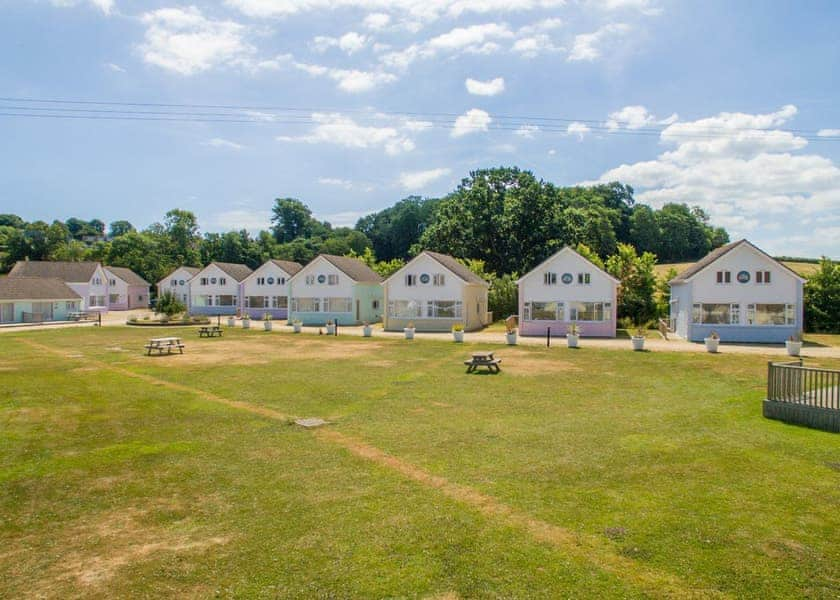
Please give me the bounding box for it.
[419,273,431,284]
[561,273,573,284]
[737,270,750,283]
[210,277,217,284]
[178,280,184,286]
[267,277,275,284]
[317,274,327,284]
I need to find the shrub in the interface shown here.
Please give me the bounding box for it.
[155,291,186,318]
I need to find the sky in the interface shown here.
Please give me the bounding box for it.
[1,0,839,258]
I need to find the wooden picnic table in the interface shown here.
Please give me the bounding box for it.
[464,350,502,373]
[68,311,93,321]
[145,337,185,356]
[198,325,223,338]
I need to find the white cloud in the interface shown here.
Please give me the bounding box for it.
[514,124,540,138]
[402,119,434,131]
[566,122,590,140]
[51,0,114,15]
[139,7,254,75]
[313,31,368,54]
[294,61,396,92]
[465,77,505,96]
[210,208,271,232]
[589,0,662,15]
[399,168,452,190]
[363,12,391,29]
[817,129,840,137]
[277,112,417,155]
[452,108,492,137]
[381,22,513,70]
[567,22,630,61]
[105,62,125,72]
[605,105,679,130]
[205,137,244,150]
[512,34,562,57]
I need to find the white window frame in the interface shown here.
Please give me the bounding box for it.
[433,273,445,286]
[405,274,417,287]
[577,273,591,285]
[327,274,339,285]
[543,272,557,286]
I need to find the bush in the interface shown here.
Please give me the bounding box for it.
[155,291,186,318]
[804,258,840,332]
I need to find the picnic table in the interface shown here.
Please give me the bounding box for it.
[464,351,502,373]
[68,311,93,321]
[198,325,223,338]
[144,337,185,356]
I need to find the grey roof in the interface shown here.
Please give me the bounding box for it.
[105,266,150,287]
[320,255,383,283]
[211,262,253,282]
[9,260,100,283]
[181,266,201,276]
[0,277,81,300]
[670,239,805,284]
[424,251,488,285]
[269,259,303,276]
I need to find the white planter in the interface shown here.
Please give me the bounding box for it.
[263,321,272,331]
[785,340,802,357]
[242,320,251,330]
[326,324,336,335]
[404,328,415,340]
[567,333,579,348]
[292,323,302,333]
[704,337,719,353]
[363,325,373,337]
[506,332,517,345]
[631,336,645,351]
[453,331,464,343]
[227,317,236,327]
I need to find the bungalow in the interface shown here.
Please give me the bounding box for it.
[669,239,804,343]
[0,277,82,323]
[288,254,383,326]
[156,266,200,306]
[188,262,253,316]
[8,260,110,312]
[382,251,490,332]
[518,247,619,338]
[105,266,150,310]
[241,259,303,320]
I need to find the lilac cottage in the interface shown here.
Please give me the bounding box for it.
[240,259,302,320]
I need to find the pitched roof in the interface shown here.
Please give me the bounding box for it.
[0,277,81,300]
[181,266,201,276]
[9,261,101,282]
[269,259,303,276]
[517,246,620,285]
[105,266,150,287]
[320,255,383,283]
[210,262,253,282]
[423,251,488,285]
[669,239,805,284]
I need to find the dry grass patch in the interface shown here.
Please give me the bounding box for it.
[494,349,580,376]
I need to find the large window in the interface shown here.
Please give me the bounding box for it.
[88,295,106,307]
[524,301,563,321]
[747,304,795,325]
[692,303,738,325]
[427,300,462,319]
[272,296,288,309]
[193,295,213,307]
[325,297,352,313]
[216,295,237,307]
[568,301,611,322]
[109,294,120,304]
[247,296,268,308]
[0,303,13,323]
[388,300,422,318]
[293,297,320,312]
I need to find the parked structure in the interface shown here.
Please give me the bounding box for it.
[105,266,150,310]
[669,239,804,343]
[8,260,110,312]
[0,277,82,323]
[157,266,200,306]
[188,262,253,316]
[382,251,490,332]
[517,247,619,337]
[241,259,302,320]
[288,254,383,326]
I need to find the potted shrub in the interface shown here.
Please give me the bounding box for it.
[362,321,373,337]
[292,319,302,333]
[631,324,646,351]
[326,319,336,335]
[241,314,251,329]
[567,323,581,348]
[227,316,236,327]
[452,323,465,343]
[785,334,802,357]
[263,313,273,331]
[505,325,517,345]
[404,322,415,340]
[704,331,720,353]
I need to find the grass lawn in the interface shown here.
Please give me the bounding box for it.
[1,327,839,598]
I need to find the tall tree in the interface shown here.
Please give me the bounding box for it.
[804,258,840,332]
[271,198,315,243]
[163,209,201,266]
[109,220,135,238]
[605,243,658,324]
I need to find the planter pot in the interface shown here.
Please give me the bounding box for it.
[242,320,251,330]
[363,325,373,337]
[227,317,236,327]
[292,323,302,333]
[785,340,802,357]
[404,328,415,340]
[326,324,336,335]
[567,333,579,348]
[631,336,645,351]
[453,331,464,343]
[263,321,273,332]
[704,337,719,353]
[506,332,517,345]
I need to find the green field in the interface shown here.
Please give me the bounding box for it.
[655,260,820,280]
[1,327,839,598]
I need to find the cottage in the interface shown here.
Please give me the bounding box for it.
[288,255,383,326]
[188,262,253,316]
[517,247,619,338]
[382,251,490,332]
[241,259,302,320]
[669,239,804,343]
[8,260,110,312]
[157,266,200,306]
[0,277,82,323]
[105,266,150,310]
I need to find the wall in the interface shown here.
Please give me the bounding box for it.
[2,299,80,323]
[241,262,294,320]
[189,264,242,315]
[289,257,359,325]
[157,268,193,305]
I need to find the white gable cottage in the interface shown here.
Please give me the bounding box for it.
[518,247,619,338]
[669,239,804,343]
[157,266,200,306]
[8,260,110,312]
[188,262,253,316]
[382,251,490,332]
[241,259,302,320]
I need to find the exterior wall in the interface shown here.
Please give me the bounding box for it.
[519,250,617,338]
[353,283,384,324]
[288,256,360,325]
[669,283,692,339]
[0,298,80,323]
[241,262,294,320]
[157,268,194,305]
[107,274,130,310]
[126,285,150,309]
[188,264,242,316]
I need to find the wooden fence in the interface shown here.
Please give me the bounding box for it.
[764,360,840,432]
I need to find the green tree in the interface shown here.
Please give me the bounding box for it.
[109,220,135,238]
[155,291,187,317]
[605,243,658,323]
[271,198,315,243]
[356,196,439,260]
[804,258,840,332]
[0,214,25,228]
[163,209,201,266]
[629,205,660,254]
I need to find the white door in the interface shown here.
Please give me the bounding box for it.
[0,303,13,323]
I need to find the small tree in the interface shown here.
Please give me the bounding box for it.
[155,291,186,318]
[804,258,840,333]
[605,243,658,324]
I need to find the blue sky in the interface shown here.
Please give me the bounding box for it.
[2,0,839,258]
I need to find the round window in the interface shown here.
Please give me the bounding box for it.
[317,274,326,284]
[737,270,750,283]
[267,277,275,284]
[210,277,217,284]
[561,273,573,284]
[419,273,431,284]
[178,280,184,286]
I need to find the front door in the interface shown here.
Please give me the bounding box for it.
[355,299,360,321]
[0,303,13,323]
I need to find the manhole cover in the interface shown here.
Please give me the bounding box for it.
[294,418,329,428]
